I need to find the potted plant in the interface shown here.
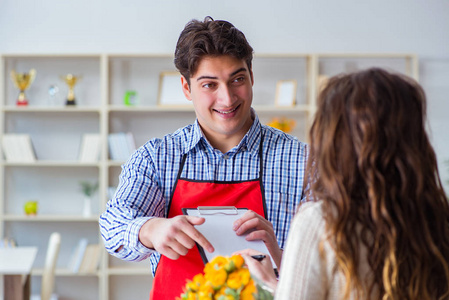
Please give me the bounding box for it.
[80,181,99,217]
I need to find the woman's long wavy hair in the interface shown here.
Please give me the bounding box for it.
[306,68,449,299]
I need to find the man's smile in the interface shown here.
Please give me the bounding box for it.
[214,104,240,115]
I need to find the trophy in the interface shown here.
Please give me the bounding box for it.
[10,69,36,106]
[61,74,81,106]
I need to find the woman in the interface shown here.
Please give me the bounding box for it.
[240,68,449,299]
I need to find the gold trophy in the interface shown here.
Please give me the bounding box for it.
[10,69,36,106]
[61,74,81,106]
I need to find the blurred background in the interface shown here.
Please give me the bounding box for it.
[0,1,448,299]
[1,0,447,188]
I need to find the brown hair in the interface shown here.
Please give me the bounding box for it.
[174,16,253,85]
[307,68,449,299]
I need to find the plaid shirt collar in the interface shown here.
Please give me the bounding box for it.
[184,108,262,157]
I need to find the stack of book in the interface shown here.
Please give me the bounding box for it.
[67,238,102,274]
[78,134,102,163]
[0,237,17,248]
[108,132,136,161]
[1,134,36,163]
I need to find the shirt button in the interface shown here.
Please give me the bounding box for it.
[223,155,229,160]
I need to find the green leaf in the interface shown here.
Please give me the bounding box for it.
[255,284,274,300]
[225,287,239,298]
[79,181,99,197]
[225,260,236,272]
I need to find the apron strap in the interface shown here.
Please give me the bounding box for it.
[177,154,188,180]
[258,133,264,178]
[167,154,188,217]
[257,133,268,218]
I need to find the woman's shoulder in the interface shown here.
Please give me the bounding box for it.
[287,201,327,243]
[296,201,324,220]
[288,201,326,243]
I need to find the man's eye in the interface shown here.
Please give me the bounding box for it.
[233,77,245,83]
[202,83,216,89]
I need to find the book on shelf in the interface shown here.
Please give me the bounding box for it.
[1,134,37,163]
[79,133,101,163]
[78,243,101,274]
[108,132,136,161]
[0,237,17,248]
[67,238,88,273]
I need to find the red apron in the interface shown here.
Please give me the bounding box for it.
[150,138,266,299]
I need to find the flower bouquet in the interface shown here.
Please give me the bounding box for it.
[267,117,296,133]
[179,255,273,300]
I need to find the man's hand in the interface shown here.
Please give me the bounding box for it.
[233,210,283,269]
[139,216,214,260]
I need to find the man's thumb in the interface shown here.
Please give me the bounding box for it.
[186,216,206,225]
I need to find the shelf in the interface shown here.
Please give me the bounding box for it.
[3,106,102,113]
[32,268,100,277]
[315,53,417,58]
[253,105,311,112]
[0,52,418,300]
[108,161,126,166]
[2,215,100,222]
[108,105,194,112]
[2,54,102,58]
[107,268,152,276]
[3,161,101,167]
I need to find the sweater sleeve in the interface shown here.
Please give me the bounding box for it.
[275,201,332,300]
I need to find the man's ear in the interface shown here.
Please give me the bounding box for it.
[181,75,192,101]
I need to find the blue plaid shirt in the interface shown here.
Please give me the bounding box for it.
[99,111,308,276]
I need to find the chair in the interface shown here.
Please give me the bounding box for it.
[31,232,61,300]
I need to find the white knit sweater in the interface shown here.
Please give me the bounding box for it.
[275,201,373,299]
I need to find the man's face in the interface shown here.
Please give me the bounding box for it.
[181,55,254,145]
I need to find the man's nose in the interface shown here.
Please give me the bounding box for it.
[217,85,234,105]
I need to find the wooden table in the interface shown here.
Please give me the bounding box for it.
[0,247,38,300]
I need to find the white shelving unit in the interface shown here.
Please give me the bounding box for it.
[0,53,418,300]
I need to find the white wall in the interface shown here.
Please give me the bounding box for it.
[1,0,448,189]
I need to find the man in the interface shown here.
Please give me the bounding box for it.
[99,16,308,299]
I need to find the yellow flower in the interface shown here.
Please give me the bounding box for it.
[230,254,245,270]
[193,273,206,285]
[214,286,227,298]
[185,273,206,293]
[239,268,251,286]
[226,271,242,290]
[186,280,199,292]
[226,267,251,290]
[240,279,257,300]
[186,291,197,300]
[205,267,227,289]
[198,283,214,298]
[215,295,235,300]
[267,117,296,133]
[206,255,228,272]
[180,255,271,300]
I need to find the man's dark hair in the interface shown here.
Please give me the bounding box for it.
[174,16,254,85]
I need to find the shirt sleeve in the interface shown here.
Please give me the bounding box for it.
[99,144,166,262]
[275,202,331,299]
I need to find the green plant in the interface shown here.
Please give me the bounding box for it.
[80,181,99,197]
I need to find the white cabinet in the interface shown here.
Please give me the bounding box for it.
[0,53,417,299]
